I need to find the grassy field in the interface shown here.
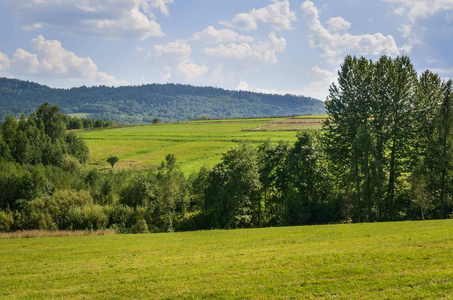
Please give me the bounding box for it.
[67,113,93,118]
[1,219,452,299]
[77,116,326,173]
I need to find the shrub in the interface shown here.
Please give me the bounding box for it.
[103,204,135,231]
[67,205,108,230]
[25,189,93,230]
[61,155,82,174]
[0,210,14,232]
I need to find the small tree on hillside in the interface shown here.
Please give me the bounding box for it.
[107,155,119,169]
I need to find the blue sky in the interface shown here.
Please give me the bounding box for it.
[0,0,452,100]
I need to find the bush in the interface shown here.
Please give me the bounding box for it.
[25,189,93,230]
[103,204,135,231]
[0,209,14,232]
[67,205,108,230]
[61,155,82,174]
[131,206,149,233]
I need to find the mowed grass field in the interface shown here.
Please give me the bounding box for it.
[1,220,452,299]
[76,116,326,173]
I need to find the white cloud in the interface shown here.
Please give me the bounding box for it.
[298,66,338,100]
[301,1,400,59]
[384,0,453,23]
[392,7,406,15]
[1,35,127,86]
[192,26,255,44]
[160,66,172,81]
[149,0,174,16]
[154,39,191,58]
[211,64,224,80]
[326,17,351,32]
[386,0,453,49]
[311,66,334,78]
[236,81,250,91]
[220,0,296,31]
[154,39,208,81]
[204,32,286,65]
[0,53,11,72]
[2,0,174,40]
[430,68,453,76]
[177,61,209,81]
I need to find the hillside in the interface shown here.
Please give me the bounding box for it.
[0,78,325,123]
[77,116,325,173]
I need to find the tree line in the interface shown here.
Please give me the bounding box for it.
[0,55,452,233]
[0,78,325,123]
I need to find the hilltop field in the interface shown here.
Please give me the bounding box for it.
[77,115,326,173]
[1,220,452,299]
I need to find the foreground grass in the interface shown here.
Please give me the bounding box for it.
[1,220,452,299]
[77,116,325,173]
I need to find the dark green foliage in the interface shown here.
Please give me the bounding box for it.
[120,172,156,208]
[324,55,453,223]
[205,144,261,228]
[0,103,91,167]
[66,204,108,230]
[283,131,332,225]
[107,155,119,169]
[24,190,94,230]
[0,78,325,123]
[36,103,66,141]
[62,114,115,130]
[64,133,89,163]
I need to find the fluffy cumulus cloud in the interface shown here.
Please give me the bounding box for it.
[191,26,255,44]
[385,0,453,50]
[153,39,208,81]
[220,0,296,31]
[2,0,174,40]
[0,35,127,86]
[204,32,286,65]
[298,66,338,100]
[385,0,453,23]
[300,1,400,59]
[326,17,351,32]
[311,65,334,78]
[0,53,11,72]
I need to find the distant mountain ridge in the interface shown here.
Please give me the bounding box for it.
[0,77,325,123]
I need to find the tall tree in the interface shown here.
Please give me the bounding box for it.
[371,56,393,221]
[36,103,66,142]
[284,131,330,225]
[323,56,374,222]
[205,144,261,228]
[384,56,417,219]
[425,80,453,218]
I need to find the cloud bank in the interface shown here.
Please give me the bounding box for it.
[0,35,127,86]
[301,1,400,59]
[2,0,174,40]
[220,0,296,31]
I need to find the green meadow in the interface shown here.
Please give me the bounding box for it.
[1,220,452,299]
[77,116,326,173]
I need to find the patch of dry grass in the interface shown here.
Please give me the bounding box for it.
[0,229,116,239]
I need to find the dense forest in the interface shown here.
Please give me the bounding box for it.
[0,78,325,123]
[1,55,452,233]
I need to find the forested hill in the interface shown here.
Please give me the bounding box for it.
[0,78,325,123]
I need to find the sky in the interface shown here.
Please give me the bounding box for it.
[0,0,452,100]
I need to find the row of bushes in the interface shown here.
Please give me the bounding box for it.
[0,189,167,233]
